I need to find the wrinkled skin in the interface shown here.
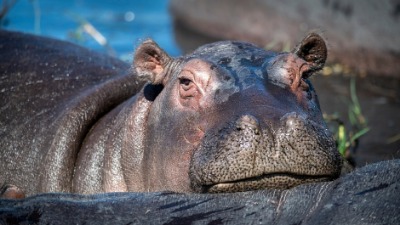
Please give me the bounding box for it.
[0,30,341,196]
[1,160,399,224]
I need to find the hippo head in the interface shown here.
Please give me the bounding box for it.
[131,33,342,193]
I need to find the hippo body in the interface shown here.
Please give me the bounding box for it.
[0,30,341,196]
[1,160,399,224]
[0,31,144,196]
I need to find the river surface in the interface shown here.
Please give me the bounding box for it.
[4,0,181,60]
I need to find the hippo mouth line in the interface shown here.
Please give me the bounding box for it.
[203,173,333,193]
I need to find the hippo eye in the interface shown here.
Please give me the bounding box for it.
[179,77,192,90]
[178,76,198,100]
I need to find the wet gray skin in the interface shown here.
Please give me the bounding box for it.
[0,31,342,196]
[122,33,342,193]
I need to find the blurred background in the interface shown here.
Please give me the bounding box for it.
[1,0,399,167]
[1,0,182,60]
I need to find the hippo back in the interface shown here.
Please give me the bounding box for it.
[0,31,142,196]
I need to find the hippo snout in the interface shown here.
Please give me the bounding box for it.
[189,112,342,193]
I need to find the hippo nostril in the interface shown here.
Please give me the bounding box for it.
[282,112,306,129]
[235,114,260,134]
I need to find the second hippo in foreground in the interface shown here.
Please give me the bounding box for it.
[74,33,342,193]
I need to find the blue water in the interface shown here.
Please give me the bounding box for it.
[3,0,181,61]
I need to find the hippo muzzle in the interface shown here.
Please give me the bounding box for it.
[190,112,340,193]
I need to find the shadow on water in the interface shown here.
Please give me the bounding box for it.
[2,0,400,166]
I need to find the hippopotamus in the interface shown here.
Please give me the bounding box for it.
[0,30,342,197]
[1,160,400,224]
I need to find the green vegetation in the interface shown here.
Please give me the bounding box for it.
[324,77,369,161]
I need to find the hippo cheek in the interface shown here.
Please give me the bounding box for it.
[189,113,342,193]
[141,106,206,192]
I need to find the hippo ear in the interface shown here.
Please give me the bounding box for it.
[292,33,327,76]
[134,39,172,84]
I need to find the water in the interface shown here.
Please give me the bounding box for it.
[3,0,181,61]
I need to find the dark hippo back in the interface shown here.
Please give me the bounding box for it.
[1,160,399,224]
